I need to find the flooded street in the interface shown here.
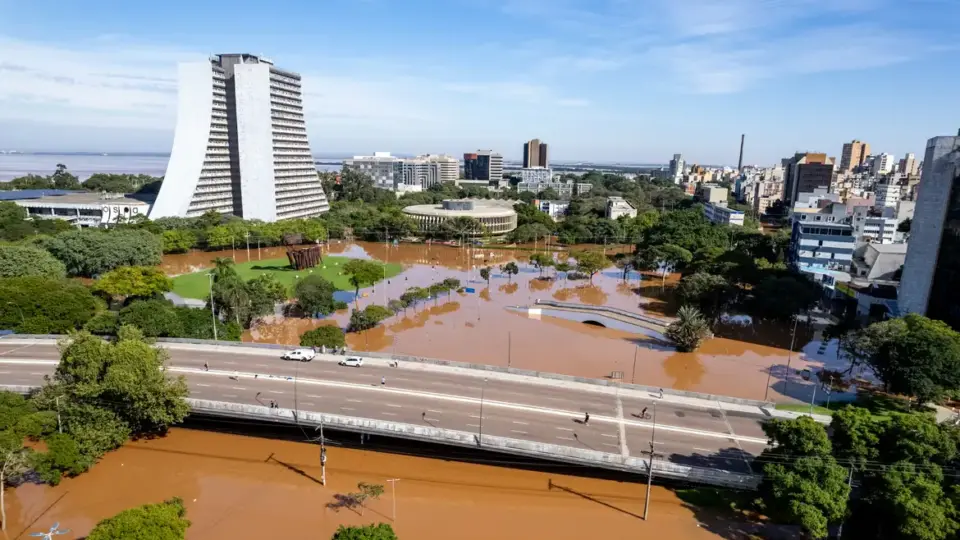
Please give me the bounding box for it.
[6,429,724,540]
[166,242,838,403]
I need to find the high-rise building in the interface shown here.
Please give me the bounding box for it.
[782,153,835,206]
[899,135,960,329]
[840,140,870,172]
[898,152,919,176]
[668,154,685,183]
[874,179,901,211]
[415,154,459,184]
[343,152,400,190]
[152,54,328,221]
[523,139,548,168]
[872,153,896,175]
[463,150,503,182]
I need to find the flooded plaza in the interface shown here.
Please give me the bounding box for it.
[163,242,839,404]
[5,429,731,540]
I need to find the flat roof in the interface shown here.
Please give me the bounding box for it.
[9,191,153,207]
[867,243,908,254]
[403,202,517,218]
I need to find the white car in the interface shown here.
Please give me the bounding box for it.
[339,357,363,367]
[282,349,316,362]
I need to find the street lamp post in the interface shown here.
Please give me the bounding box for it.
[478,378,487,447]
[207,273,218,341]
[386,478,400,521]
[643,402,659,521]
[782,314,800,396]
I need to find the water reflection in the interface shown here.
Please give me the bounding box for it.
[170,242,829,403]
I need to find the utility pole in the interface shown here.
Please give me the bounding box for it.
[316,420,326,486]
[631,346,638,384]
[54,396,62,434]
[642,403,661,521]
[244,232,250,262]
[257,237,261,260]
[783,314,800,395]
[386,478,400,521]
[208,273,218,341]
[507,331,512,369]
[478,378,487,447]
[836,465,854,539]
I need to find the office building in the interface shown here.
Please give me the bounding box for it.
[152,53,328,221]
[850,206,897,245]
[605,197,637,219]
[519,167,553,183]
[416,154,459,184]
[402,199,518,236]
[703,203,745,227]
[840,140,870,172]
[783,152,835,206]
[463,150,504,182]
[669,154,685,183]
[696,185,728,205]
[523,139,549,168]
[516,181,591,198]
[898,135,960,329]
[535,199,569,221]
[790,218,856,274]
[343,152,401,190]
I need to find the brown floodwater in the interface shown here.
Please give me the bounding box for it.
[5,429,727,540]
[167,242,833,403]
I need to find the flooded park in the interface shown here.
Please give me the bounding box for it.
[162,241,837,404]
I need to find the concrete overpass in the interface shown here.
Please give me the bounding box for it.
[0,336,769,489]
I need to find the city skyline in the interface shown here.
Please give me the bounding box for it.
[1,0,959,163]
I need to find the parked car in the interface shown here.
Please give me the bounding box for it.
[282,349,316,362]
[339,357,363,367]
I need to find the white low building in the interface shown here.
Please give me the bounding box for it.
[606,196,637,219]
[702,202,744,226]
[8,191,152,227]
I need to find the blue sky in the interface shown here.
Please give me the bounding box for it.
[0,0,957,164]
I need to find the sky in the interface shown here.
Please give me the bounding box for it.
[0,0,958,165]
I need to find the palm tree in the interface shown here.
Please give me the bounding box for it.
[211,257,236,282]
[665,306,713,352]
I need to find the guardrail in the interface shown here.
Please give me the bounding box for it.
[188,398,761,489]
[533,300,674,327]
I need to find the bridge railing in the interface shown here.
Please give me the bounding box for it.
[533,300,674,327]
[189,398,761,490]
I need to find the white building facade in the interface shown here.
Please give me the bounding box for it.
[151,54,328,221]
[519,167,553,183]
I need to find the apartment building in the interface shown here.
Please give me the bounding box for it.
[463,150,504,182]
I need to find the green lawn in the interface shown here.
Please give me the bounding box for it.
[775,403,837,416]
[774,393,931,420]
[170,256,403,300]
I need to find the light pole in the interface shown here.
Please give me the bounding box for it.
[631,346,638,384]
[642,402,659,521]
[386,478,400,521]
[5,302,24,325]
[782,314,800,396]
[207,273,218,341]
[478,378,487,447]
[244,231,250,262]
[315,420,326,485]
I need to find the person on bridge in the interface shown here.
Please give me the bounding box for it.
[381,376,386,386]
[641,407,648,419]
[584,412,590,425]
[658,388,664,399]
[203,362,209,371]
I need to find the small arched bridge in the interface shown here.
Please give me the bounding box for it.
[528,300,674,337]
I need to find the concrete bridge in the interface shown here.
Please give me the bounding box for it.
[524,300,673,338]
[0,336,770,489]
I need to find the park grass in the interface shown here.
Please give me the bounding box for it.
[170,255,403,300]
[775,392,930,420]
[774,403,837,416]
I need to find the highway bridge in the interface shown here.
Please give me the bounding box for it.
[0,336,770,489]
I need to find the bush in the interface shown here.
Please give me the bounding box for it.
[300,326,346,349]
[39,228,162,277]
[31,433,87,485]
[294,275,338,316]
[172,306,240,341]
[15,411,58,440]
[0,245,66,279]
[87,497,191,540]
[0,276,98,332]
[118,300,183,337]
[84,311,120,335]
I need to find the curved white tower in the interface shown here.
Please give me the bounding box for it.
[151,54,328,221]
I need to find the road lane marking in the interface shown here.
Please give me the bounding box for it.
[469,415,480,419]
[306,394,323,399]
[196,384,211,387]
[381,412,398,416]
[223,394,238,398]
[341,407,356,411]
[385,404,402,408]
[427,409,442,413]
[601,434,617,438]
[555,427,574,431]
[693,447,713,452]
[466,424,480,428]
[28,372,45,375]
[511,421,529,425]
[346,399,363,403]
[268,390,284,394]
[0,344,34,356]
[232,387,246,391]
[556,436,576,441]
[510,430,528,435]
[255,364,269,368]
[301,402,315,406]
[601,443,619,448]
[220,361,237,365]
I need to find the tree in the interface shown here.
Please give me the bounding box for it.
[748,274,822,322]
[898,217,912,233]
[846,314,960,404]
[675,273,733,325]
[245,274,287,320]
[665,306,712,352]
[500,262,519,282]
[439,216,484,239]
[350,482,385,516]
[877,413,956,465]
[614,257,633,281]
[636,244,693,286]
[119,300,183,337]
[848,463,958,540]
[300,326,346,349]
[529,253,554,277]
[331,523,397,540]
[343,259,384,302]
[161,230,197,254]
[387,299,405,315]
[348,305,392,332]
[39,228,163,277]
[93,266,173,303]
[555,262,572,279]
[294,275,338,316]
[829,406,881,469]
[509,223,552,243]
[479,266,492,284]
[0,429,29,533]
[55,327,190,435]
[31,432,85,485]
[571,250,607,282]
[757,417,849,539]
[87,497,191,540]
[0,277,98,333]
[0,245,66,279]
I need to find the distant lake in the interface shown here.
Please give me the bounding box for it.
[0,154,343,182]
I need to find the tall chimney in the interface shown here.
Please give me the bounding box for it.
[737,134,745,171]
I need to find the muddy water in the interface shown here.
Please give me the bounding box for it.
[6,429,724,540]
[167,242,833,403]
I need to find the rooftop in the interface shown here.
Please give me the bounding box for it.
[2,190,153,206]
[866,243,909,254]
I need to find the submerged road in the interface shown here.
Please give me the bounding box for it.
[0,340,769,474]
